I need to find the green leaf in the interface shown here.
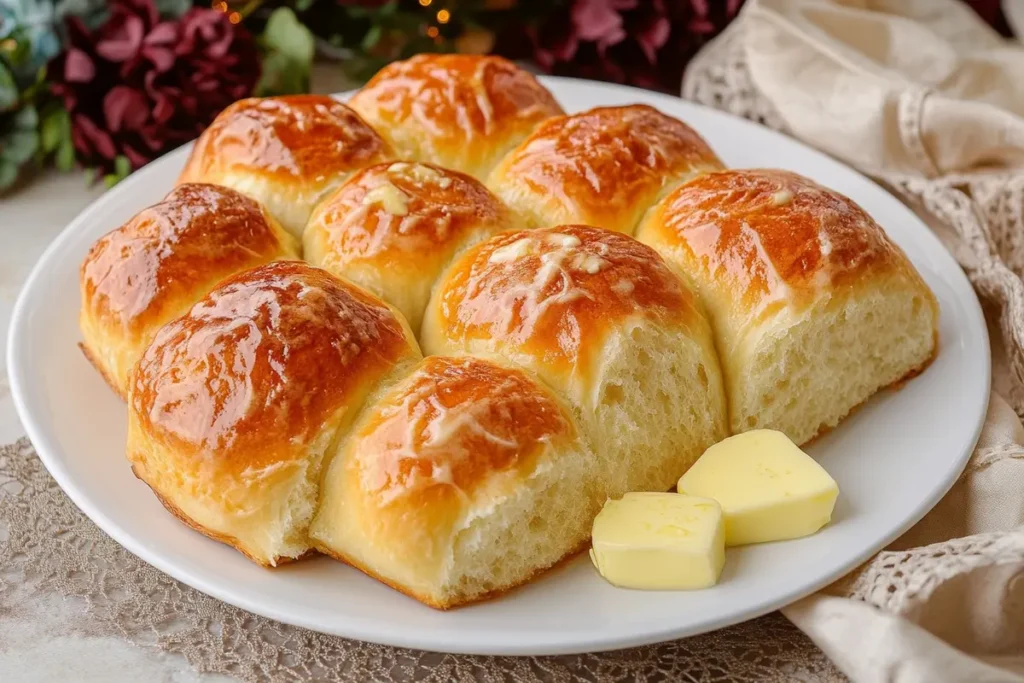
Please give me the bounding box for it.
[0,160,19,191]
[0,106,40,165]
[295,0,315,12]
[103,173,119,188]
[83,167,97,185]
[153,0,191,18]
[263,8,315,65]
[41,107,70,153]
[114,154,131,179]
[377,0,398,17]
[361,25,382,52]
[256,8,315,96]
[55,138,75,171]
[0,63,17,111]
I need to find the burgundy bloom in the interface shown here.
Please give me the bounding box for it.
[49,0,260,174]
[504,0,745,93]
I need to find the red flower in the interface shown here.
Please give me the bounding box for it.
[508,0,745,92]
[49,0,260,174]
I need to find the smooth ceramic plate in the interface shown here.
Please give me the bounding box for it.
[8,77,989,656]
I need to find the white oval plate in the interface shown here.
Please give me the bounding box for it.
[8,77,989,656]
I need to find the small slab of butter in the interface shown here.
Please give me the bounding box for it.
[589,492,725,590]
[677,429,839,546]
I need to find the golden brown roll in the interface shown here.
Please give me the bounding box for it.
[635,169,939,445]
[421,225,728,497]
[79,183,299,399]
[126,261,421,566]
[487,105,724,234]
[177,95,393,237]
[348,54,563,181]
[311,354,598,609]
[304,161,517,333]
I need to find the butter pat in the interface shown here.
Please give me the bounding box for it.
[677,429,839,546]
[589,492,725,590]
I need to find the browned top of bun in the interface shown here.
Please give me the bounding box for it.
[430,225,701,372]
[131,261,415,469]
[309,161,511,271]
[490,105,722,230]
[351,355,576,508]
[80,183,295,337]
[639,169,914,309]
[349,54,562,144]
[178,95,392,183]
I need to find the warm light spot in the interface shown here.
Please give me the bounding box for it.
[418,0,432,5]
[436,9,450,23]
[228,11,241,23]
[426,26,439,38]
[213,1,227,10]
[0,39,15,53]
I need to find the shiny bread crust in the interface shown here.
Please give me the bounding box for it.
[348,54,563,180]
[488,104,724,234]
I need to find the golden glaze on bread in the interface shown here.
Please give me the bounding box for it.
[178,95,393,236]
[348,55,563,180]
[127,261,421,566]
[637,169,917,314]
[304,161,516,333]
[311,355,597,608]
[79,183,298,398]
[423,225,703,374]
[636,169,939,444]
[487,105,724,234]
[422,225,728,506]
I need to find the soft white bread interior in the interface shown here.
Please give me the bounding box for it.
[177,95,394,237]
[303,161,517,334]
[421,225,728,497]
[311,355,598,609]
[348,54,564,181]
[636,168,939,445]
[79,183,299,399]
[126,261,421,566]
[486,104,724,234]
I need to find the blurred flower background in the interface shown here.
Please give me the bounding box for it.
[0,0,1014,192]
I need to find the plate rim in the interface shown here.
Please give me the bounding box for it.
[6,75,991,655]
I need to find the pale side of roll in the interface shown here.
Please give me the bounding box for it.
[636,168,939,445]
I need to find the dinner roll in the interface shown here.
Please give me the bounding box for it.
[422,225,728,495]
[127,261,421,566]
[304,161,516,334]
[348,54,563,181]
[79,183,298,399]
[636,169,939,445]
[311,355,597,609]
[487,105,723,234]
[178,95,393,237]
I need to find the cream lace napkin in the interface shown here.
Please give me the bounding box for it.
[682,0,1024,680]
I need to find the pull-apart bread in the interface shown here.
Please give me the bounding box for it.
[76,53,938,608]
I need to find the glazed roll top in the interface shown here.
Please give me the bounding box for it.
[348,54,564,181]
[422,225,728,495]
[127,261,421,567]
[79,183,299,398]
[311,355,597,609]
[636,169,939,445]
[178,95,394,237]
[487,105,724,234]
[304,161,517,334]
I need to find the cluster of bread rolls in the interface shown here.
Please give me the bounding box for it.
[79,54,939,609]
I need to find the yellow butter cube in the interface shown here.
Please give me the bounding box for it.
[589,492,725,590]
[677,429,839,546]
